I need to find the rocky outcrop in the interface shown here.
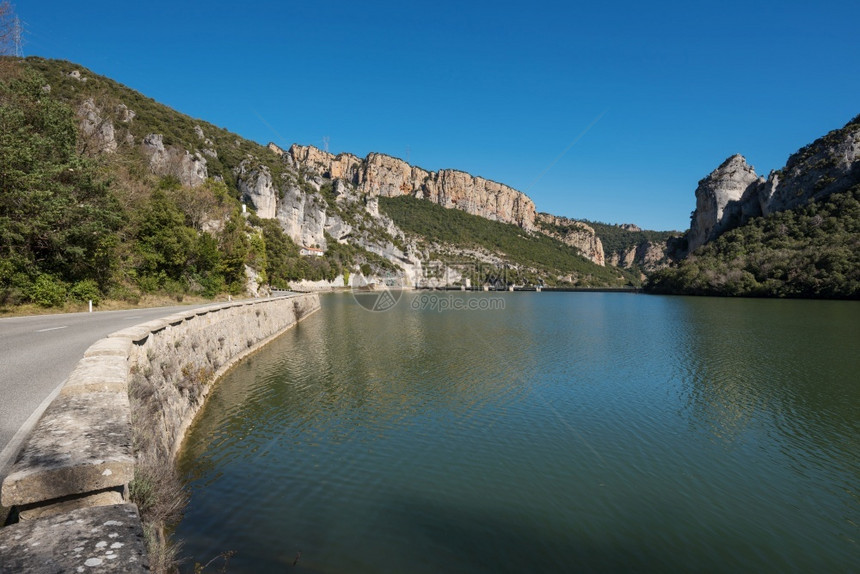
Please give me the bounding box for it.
[536,213,605,266]
[761,117,860,215]
[634,241,670,271]
[77,98,117,154]
[115,103,135,123]
[290,144,363,182]
[141,134,208,187]
[607,247,636,268]
[604,241,670,272]
[687,154,762,253]
[236,161,277,219]
[686,116,860,253]
[277,184,329,248]
[288,144,537,230]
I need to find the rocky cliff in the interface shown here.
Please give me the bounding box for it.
[761,116,860,215]
[687,154,762,253]
[142,133,208,188]
[606,241,670,272]
[25,57,641,294]
[236,160,277,219]
[287,144,537,230]
[535,213,605,266]
[686,115,860,252]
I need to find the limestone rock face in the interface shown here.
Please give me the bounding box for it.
[365,195,380,218]
[687,154,761,253]
[115,103,135,123]
[178,151,208,187]
[635,241,670,271]
[141,133,208,187]
[536,213,605,266]
[288,144,536,230]
[277,184,329,249]
[77,98,117,154]
[141,134,167,171]
[290,144,363,182]
[237,161,277,219]
[761,120,860,215]
[268,142,285,156]
[605,241,671,272]
[324,212,352,242]
[684,117,860,253]
[607,247,636,268]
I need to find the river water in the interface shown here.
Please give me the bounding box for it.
[176,292,859,573]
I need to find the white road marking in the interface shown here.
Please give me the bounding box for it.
[125,316,143,319]
[36,326,68,332]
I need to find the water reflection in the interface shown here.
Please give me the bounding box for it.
[177,293,860,573]
[676,297,860,462]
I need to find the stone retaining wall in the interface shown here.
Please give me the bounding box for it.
[0,293,320,572]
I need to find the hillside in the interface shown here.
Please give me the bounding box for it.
[0,57,399,309]
[380,197,639,287]
[647,185,860,298]
[0,57,634,310]
[581,221,677,258]
[647,113,860,298]
[9,56,852,303]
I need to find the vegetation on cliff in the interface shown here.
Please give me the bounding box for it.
[0,59,390,309]
[580,220,679,261]
[0,64,123,305]
[646,186,860,298]
[380,195,639,286]
[22,57,288,191]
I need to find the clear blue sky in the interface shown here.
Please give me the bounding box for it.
[18,0,860,230]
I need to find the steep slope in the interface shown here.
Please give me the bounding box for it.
[577,220,681,272]
[684,114,860,254]
[2,57,635,308]
[0,57,396,306]
[534,214,605,266]
[687,154,762,252]
[648,114,860,298]
[286,144,537,230]
[380,197,638,287]
[647,185,860,298]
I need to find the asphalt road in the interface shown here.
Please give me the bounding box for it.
[0,303,215,477]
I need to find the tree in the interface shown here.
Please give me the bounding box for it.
[171,178,233,231]
[0,67,122,302]
[219,209,250,293]
[134,188,195,289]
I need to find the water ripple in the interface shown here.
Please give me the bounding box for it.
[177,293,860,573]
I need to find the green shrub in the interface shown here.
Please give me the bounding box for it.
[69,279,101,304]
[28,275,67,307]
